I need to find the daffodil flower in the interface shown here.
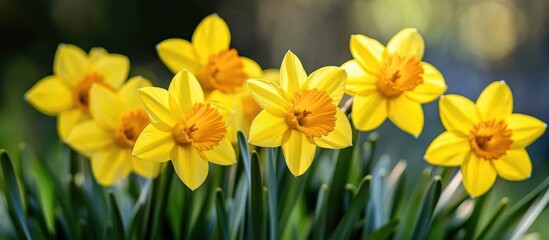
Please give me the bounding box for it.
[66,77,162,185]
[132,70,236,190]
[425,81,546,197]
[25,44,129,139]
[156,14,263,142]
[247,51,352,176]
[342,28,447,137]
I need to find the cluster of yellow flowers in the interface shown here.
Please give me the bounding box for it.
[25,15,546,197]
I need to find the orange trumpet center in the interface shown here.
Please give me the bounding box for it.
[198,49,247,93]
[469,119,513,160]
[285,89,337,138]
[171,103,226,151]
[72,72,114,113]
[114,108,150,148]
[377,54,424,98]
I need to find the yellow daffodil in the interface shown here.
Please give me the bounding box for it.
[342,28,447,137]
[25,44,129,140]
[247,51,352,176]
[156,14,263,141]
[425,81,546,197]
[132,70,236,190]
[66,77,162,185]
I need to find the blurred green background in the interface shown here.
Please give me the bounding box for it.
[1,0,548,235]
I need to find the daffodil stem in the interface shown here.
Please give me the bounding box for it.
[148,162,174,239]
[341,97,354,114]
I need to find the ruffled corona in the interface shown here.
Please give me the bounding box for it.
[285,89,337,138]
[172,103,227,151]
[115,108,150,148]
[73,72,114,113]
[469,119,513,160]
[377,55,424,98]
[198,49,247,93]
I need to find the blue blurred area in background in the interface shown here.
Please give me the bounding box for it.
[0,0,547,223]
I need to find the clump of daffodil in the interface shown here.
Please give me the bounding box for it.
[342,28,447,137]
[66,77,162,185]
[132,70,236,190]
[25,44,129,140]
[156,14,263,142]
[247,51,352,176]
[425,81,546,197]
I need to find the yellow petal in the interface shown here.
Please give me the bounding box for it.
[242,57,263,78]
[261,69,280,83]
[280,51,307,96]
[405,62,446,103]
[314,109,352,149]
[133,124,175,162]
[54,44,88,86]
[89,84,122,129]
[349,34,384,75]
[249,110,288,147]
[91,147,131,186]
[157,38,201,74]
[131,156,163,178]
[207,90,242,142]
[507,114,547,148]
[425,131,470,166]
[172,146,209,190]
[91,54,129,89]
[89,47,108,61]
[168,70,204,115]
[493,149,531,181]
[386,28,425,60]
[281,130,317,176]
[119,76,153,109]
[66,120,113,157]
[439,95,480,136]
[341,60,378,96]
[388,96,424,137]
[351,93,387,131]
[204,138,236,165]
[307,66,347,104]
[192,14,230,63]
[247,79,291,117]
[58,109,88,140]
[461,153,497,197]
[476,81,513,120]
[138,87,177,131]
[25,76,73,116]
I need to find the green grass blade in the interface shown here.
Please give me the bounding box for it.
[509,188,549,239]
[464,194,488,239]
[363,218,399,240]
[313,184,329,240]
[237,131,251,184]
[215,188,229,240]
[395,168,432,239]
[266,148,277,240]
[474,197,508,240]
[107,192,125,240]
[410,176,442,240]
[331,176,372,240]
[0,150,31,240]
[251,151,265,239]
[148,163,174,239]
[325,146,354,236]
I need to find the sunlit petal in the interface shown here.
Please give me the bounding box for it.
[131,156,163,178]
[89,84,122,129]
[119,76,153,109]
[242,57,263,78]
[54,44,87,86]
[172,146,209,190]
[168,70,204,115]
[192,14,230,63]
[314,109,352,149]
[133,124,175,162]
[386,28,425,60]
[58,109,89,140]
[91,54,129,89]
[281,130,317,176]
[493,149,531,181]
[461,154,497,197]
[351,93,387,131]
[138,87,177,131]
[91,147,131,186]
[507,114,547,148]
[157,38,201,74]
[439,95,480,136]
[349,34,384,75]
[280,51,307,96]
[67,120,113,157]
[204,138,236,165]
[405,62,446,103]
[388,96,424,137]
[425,131,470,166]
[341,60,378,96]
[247,79,291,117]
[25,76,72,116]
[249,110,288,147]
[476,81,513,120]
[307,66,347,104]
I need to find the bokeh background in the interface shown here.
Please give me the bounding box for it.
[1,0,548,235]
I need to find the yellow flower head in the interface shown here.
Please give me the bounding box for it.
[425,81,547,197]
[25,44,129,139]
[156,14,264,142]
[247,51,352,176]
[342,28,447,137]
[132,70,236,190]
[66,77,162,185]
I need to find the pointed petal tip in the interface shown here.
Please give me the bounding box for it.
[499,80,506,85]
[211,13,219,17]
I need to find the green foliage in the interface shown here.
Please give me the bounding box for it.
[0,130,548,239]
